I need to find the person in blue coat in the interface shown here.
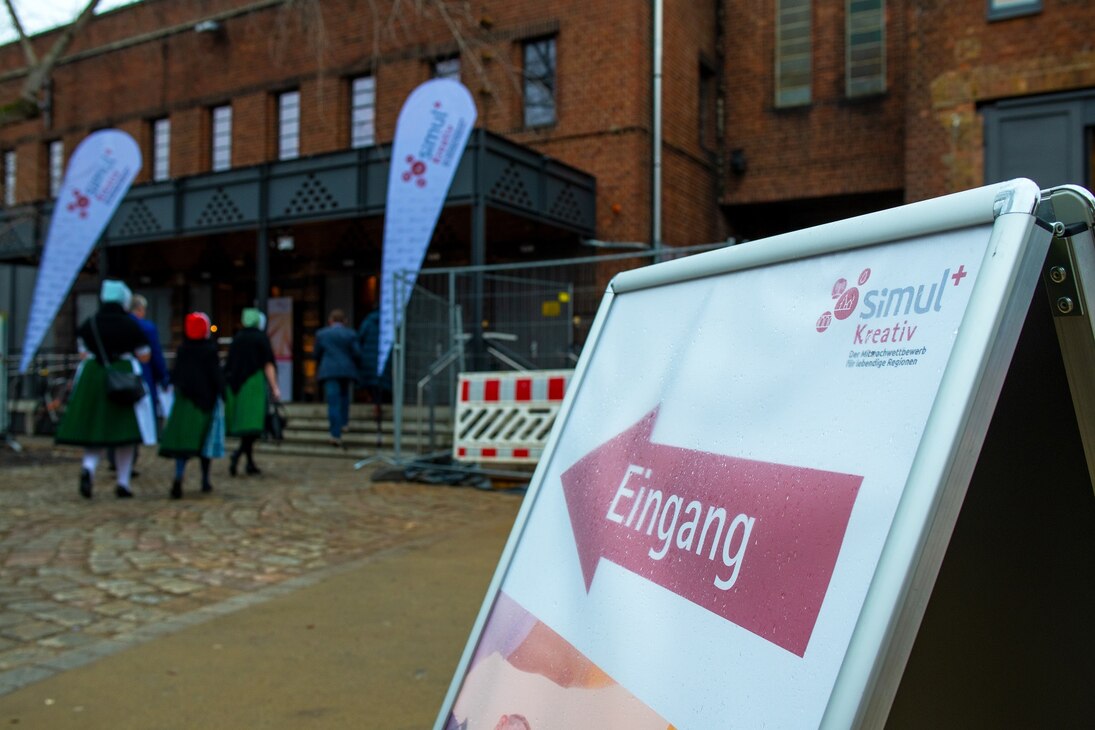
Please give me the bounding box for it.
[107,293,168,476]
[130,294,169,414]
[314,309,362,446]
[355,308,393,401]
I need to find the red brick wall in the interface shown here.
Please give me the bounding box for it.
[5,0,1095,221]
[722,0,907,206]
[904,0,1095,201]
[1,0,704,246]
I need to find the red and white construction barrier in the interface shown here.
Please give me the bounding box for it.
[454,369,573,464]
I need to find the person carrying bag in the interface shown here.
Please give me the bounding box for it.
[55,280,154,499]
[90,316,146,405]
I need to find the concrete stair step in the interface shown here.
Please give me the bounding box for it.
[280,403,452,419]
[277,428,449,448]
[251,399,453,457]
[251,441,404,460]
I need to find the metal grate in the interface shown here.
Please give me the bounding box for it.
[548,184,583,225]
[117,200,163,238]
[489,161,534,210]
[283,174,340,216]
[195,187,245,227]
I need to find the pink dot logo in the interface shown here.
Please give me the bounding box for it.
[401,155,428,187]
[834,287,859,320]
[66,189,91,219]
[817,270,869,333]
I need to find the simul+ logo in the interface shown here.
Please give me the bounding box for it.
[816,264,971,341]
[401,155,428,187]
[67,189,91,219]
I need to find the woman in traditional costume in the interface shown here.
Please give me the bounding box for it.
[223,307,281,476]
[55,280,154,499]
[159,312,225,498]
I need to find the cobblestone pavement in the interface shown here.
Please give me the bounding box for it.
[0,438,519,696]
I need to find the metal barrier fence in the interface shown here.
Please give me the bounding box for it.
[453,369,573,464]
[391,243,727,458]
[0,315,7,436]
[3,350,84,437]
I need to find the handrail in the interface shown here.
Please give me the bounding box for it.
[416,347,463,452]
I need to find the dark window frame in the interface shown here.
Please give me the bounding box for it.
[987,0,1042,22]
[433,56,461,80]
[151,117,171,182]
[846,0,886,98]
[277,89,301,161]
[523,36,557,128]
[47,139,64,199]
[349,75,376,149]
[211,104,232,172]
[776,0,812,108]
[2,149,15,207]
[699,60,718,154]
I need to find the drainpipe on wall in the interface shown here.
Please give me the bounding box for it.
[652,0,663,259]
[256,164,270,315]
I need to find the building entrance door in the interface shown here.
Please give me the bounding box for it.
[983,88,1095,188]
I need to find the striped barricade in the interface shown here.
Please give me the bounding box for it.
[453,369,574,464]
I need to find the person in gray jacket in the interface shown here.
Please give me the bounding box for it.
[314,309,362,446]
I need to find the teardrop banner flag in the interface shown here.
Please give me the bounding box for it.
[19,129,142,373]
[377,79,477,376]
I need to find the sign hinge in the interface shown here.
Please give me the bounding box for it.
[1033,215,1091,239]
[1042,230,1085,318]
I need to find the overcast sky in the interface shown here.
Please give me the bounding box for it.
[0,0,139,45]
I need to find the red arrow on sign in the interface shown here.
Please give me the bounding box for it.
[560,408,862,656]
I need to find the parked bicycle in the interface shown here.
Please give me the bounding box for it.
[6,362,75,436]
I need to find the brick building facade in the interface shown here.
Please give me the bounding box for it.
[2,0,1094,394]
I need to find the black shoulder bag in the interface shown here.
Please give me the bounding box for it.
[265,401,288,441]
[90,316,146,406]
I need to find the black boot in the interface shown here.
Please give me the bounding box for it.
[79,469,93,499]
[229,451,240,477]
[199,459,213,493]
[245,461,261,476]
[115,485,134,499]
[170,479,183,500]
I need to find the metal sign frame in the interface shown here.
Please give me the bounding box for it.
[434,178,1082,728]
[1037,185,1095,495]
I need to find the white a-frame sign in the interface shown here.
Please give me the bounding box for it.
[436,179,1095,729]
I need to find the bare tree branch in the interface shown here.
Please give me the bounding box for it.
[430,0,490,93]
[0,0,103,125]
[2,0,40,66]
[22,0,103,105]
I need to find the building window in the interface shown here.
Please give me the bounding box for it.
[211,105,232,172]
[699,61,718,153]
[987,0,1041,21]
[278,90,301,161]
[152,117,170,182]
[846,0,885,98]
[523,37,557,128]
[48,140,64,198]
[775,0,811,108]
[2,150,15,207]
[350,76,376,149]
[433,56,461,80]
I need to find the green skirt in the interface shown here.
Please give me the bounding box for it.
[55,359,143,447]
[159,394,212,458]
[225,371,267,437]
